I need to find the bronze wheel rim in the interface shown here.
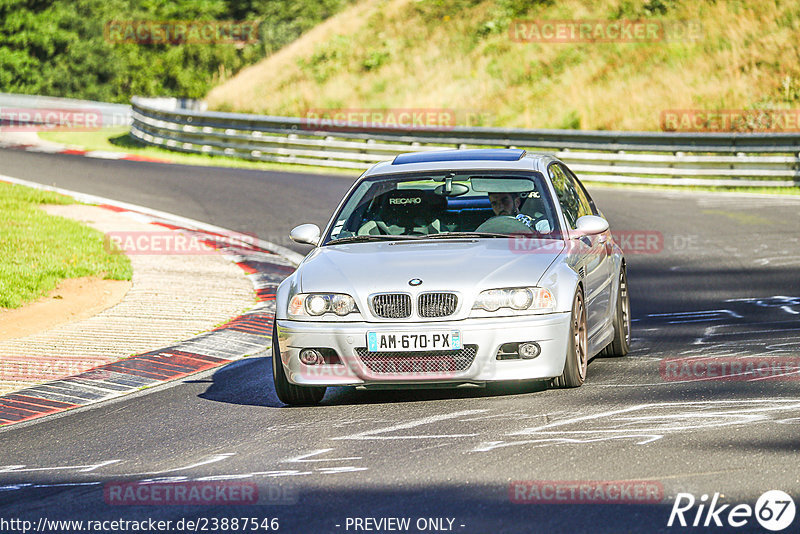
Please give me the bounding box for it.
[620,270,631,346]
[574,293,588,379]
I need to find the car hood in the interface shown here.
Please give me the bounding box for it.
[298,239,565,297]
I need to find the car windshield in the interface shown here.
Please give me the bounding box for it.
[324,171,562,244]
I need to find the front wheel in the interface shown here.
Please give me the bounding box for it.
[600,267,631,357]
[272,325,326,405]
[553,289,588,388]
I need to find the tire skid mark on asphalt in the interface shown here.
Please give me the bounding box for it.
[0,202,294,427]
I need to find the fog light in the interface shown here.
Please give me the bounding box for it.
[299,348,323,365]
[519,342,541,359]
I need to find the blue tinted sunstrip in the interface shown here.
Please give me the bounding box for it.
[392,149,526,165]
[446,196,491,209]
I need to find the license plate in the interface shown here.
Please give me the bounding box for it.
[367,331,461,352]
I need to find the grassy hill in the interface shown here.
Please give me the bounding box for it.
[205,0,800,131]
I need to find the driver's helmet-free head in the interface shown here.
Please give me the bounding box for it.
[488,191,522,216]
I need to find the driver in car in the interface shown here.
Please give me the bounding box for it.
[488,192,536,230]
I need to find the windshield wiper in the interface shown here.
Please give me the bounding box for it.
[326,234,421,245]
[422,232,511,239]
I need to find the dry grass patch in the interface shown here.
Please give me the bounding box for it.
[206,0,800,131]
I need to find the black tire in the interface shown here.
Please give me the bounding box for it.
[600,267,631,357]
[553,289,588,388]
[272,325,326,406]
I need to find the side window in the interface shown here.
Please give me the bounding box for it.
[561,164,598,215]
[548,163,589,229]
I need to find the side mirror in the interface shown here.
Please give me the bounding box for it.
[289,223,321,246]
[574,215,609,236]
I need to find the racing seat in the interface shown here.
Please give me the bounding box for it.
[358,189,447,236]
[520,191,547,219]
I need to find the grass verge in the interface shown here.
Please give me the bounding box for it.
[0,182,132,309]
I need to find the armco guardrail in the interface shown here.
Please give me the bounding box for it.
[0,92,131,128]
[131,96,800,187]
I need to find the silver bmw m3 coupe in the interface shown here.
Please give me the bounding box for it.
[272,149,630,405]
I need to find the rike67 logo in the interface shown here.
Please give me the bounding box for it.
[668,490,796,531]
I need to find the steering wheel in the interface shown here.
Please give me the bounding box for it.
[475,215,535,234]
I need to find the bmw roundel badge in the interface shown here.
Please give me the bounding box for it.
[408,278,423,287]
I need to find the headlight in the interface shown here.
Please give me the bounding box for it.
[289,293,358,318]
[472,287,555,314]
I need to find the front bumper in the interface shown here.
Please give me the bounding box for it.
[274,313,571,387]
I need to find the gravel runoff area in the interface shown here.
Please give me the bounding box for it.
[0,203,256,396]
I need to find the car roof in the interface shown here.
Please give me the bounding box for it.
[393,148,526,164]
[363,149,554,177]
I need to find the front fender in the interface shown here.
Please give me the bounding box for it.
[537,258,581,314]
[275,272,301,321]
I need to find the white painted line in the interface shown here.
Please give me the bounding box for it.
[195,474,254,481]
[23,145,66,154]
[510,400,800,435]
[0,484,32,492]
[474,399,800,452]
[0,460,121,473]
[317,466,368,474]
[648,309,743,319]
[283,449,362,463]
[249,470,312,477]
[707,327,800,336]
[0,465,26,473]
[649,312,721,317]
[669,318,729,324]
[120,453,236,477]
[332,409,488,441]
[32,482,102,488]
[166,453,236,472]
[84,150,126,159]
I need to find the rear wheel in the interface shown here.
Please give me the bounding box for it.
[553,289,588,388]
[272,325,326,405]
[601,267,631,357]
